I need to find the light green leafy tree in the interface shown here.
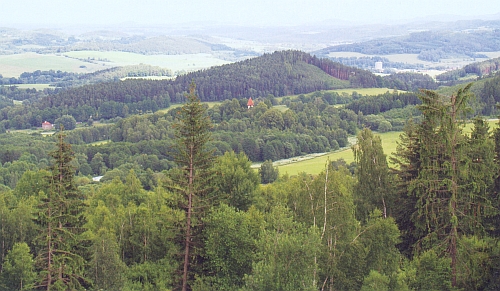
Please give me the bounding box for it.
[259,160,279,184]
[360,270,390,291]
[212,151,260,210]
[195,204,264,290]
[353,128,394,221]
[243,206,321,291]
[1,242,36,291]
[88,228,126,290]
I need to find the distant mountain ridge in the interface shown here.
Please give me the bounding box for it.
[315,29,500,62]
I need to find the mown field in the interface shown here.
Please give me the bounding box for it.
[7,84,53,90]
[278,119,500,176]
[278,131,400,176]
[0,51,231,78]
[0,53,106,77]
[63,51,230,75]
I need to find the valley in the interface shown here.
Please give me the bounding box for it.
[1,13,500,290]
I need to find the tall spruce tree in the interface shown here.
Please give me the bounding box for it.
[391,120,423,258]
[34,131,88,290]
[171,81,214,291]
[400,84,494,287]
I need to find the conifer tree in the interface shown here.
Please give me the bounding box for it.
[34,130,88,290]
[171,81,214,291]
[399,84,494,287]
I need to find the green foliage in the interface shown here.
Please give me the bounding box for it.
[286,166,360,290]
[171,82,215,291]
[259,160,279,184]
[54,114,77,130]
[360,210,401,276]
[242,206,321,291]
[259,108,284,129]
[1,242,36,291]
[353,128,394,221]
[360,270,390,291]
[13,169,50,199]
[408,250,452,291]
[34,132,88,290]
[88,228,126,290]
[200,204,264,290]
[212,151,260,210]
[123,259,175,291]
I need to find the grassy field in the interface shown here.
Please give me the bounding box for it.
[5,84,53,90]
[280,88,394,101]
[157,101,223,113]
[330,88,394,95]
[0,53,107,77]
[278,119,499,176]
[0,51,231,78]
[63,51,230,75]
[278,131,401,176]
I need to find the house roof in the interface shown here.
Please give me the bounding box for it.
[247,97,254,106]
[42,121,51,125]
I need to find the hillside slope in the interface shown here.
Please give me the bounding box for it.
[0,50,384,127]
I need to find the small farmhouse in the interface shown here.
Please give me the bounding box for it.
[42,121,53,130]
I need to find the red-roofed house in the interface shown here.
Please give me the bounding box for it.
[42,121,53,130]
[247,97,254,109]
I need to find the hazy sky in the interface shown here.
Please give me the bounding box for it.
[1,0,499,28]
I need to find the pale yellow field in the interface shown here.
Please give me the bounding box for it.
[278,131,401,176]
[0,53,108,77]
[63,51,230,74]
[327,51,500,72]
[278,119,500,176]
[0,51,231,77]
[6,84,53,90]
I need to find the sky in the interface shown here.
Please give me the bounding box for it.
[1,0,499,28]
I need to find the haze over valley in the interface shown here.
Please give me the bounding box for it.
[2,2,500,291]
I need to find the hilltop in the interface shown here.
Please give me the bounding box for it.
[0,51,384,128]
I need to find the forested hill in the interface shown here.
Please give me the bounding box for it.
[315,30,500,62]
[436,57,500,81]
[49,50,381,105]
[173,50,382,101]
[1,51,384,128]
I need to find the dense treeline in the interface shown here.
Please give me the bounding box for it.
[0,64,172,88]
[0,51,386,129]
[324,56,425,71]
[436,57,500,81]
[3,50,500,131]
[2,85,500,290]
[0,91,361,191]
[382,72,438,91]
[346,91,421,115]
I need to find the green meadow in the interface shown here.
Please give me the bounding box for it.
[330,88,395,95]
[278,119,499,176]
[278,130,401,176]
[0,51,231,78]
[0,53,106,77]
[6,84,53,90]
[63,51,230,74]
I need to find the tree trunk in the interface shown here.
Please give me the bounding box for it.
[182,149,195,291]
